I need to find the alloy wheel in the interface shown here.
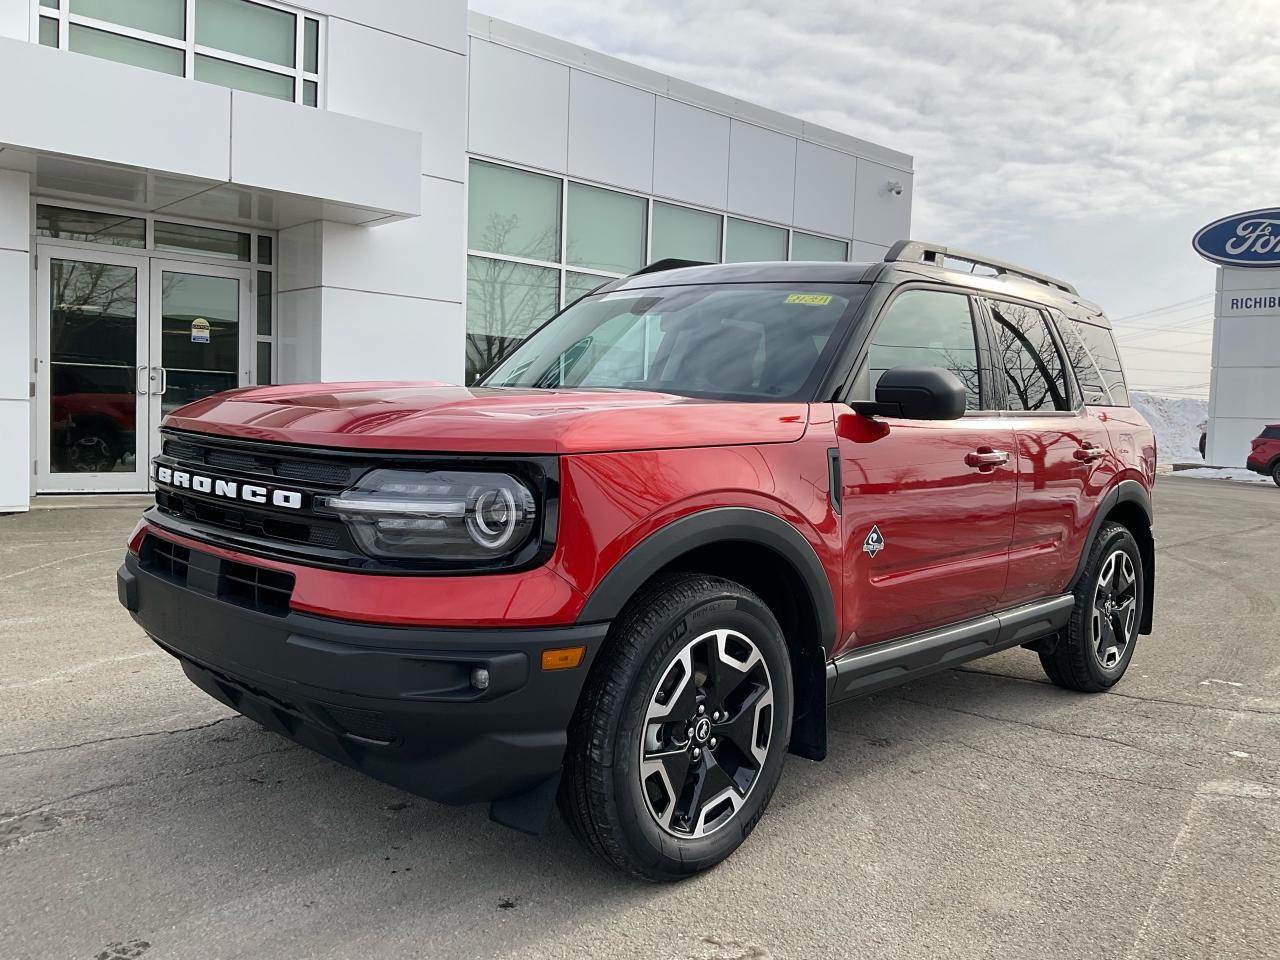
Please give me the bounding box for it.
[639,628,774,838]
[1092,549,1138,670]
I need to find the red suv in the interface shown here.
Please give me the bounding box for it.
[118,242,1156,880]
[1246,425,1280,485]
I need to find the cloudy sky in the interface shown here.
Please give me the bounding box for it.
[475,0,1280,398]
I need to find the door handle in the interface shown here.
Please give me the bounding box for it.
[137,365,149,396]
[965,448,1009,470]
[151,366,168,396]
[1074,444,1105,462]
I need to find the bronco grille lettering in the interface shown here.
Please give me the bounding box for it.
[153,462,306,510]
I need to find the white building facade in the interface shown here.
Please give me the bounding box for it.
[0,0,914,511]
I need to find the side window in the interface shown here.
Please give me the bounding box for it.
[1055,316,1110,405]
[1070,319,1128,406]
[864,290,982,410]
[986,300,1070,412]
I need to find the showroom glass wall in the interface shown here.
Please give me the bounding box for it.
[34,0,324,106]
[465,159,852,384]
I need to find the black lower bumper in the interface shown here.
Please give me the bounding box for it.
[118,550,606,817]
[1246,460,1268,475]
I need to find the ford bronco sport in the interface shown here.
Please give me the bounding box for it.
[118,241,1156,880]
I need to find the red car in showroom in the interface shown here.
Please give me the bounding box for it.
[118,242,1156,879]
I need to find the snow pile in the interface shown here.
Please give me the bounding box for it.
[1172,467,1271,485]
[1129,391,1207,465]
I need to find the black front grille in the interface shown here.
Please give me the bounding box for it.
[219,560,295,616]
[139,534,295,617]
[162,437,360,487]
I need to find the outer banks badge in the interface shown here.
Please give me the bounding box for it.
[863,525,885,558]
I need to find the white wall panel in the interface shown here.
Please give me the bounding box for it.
[727,121,795,225]
[0,400,29,510]
[793,142,855,239]
[322,177,464,303]
[296,0,466,53]
[652,99,729,210]
[853,159,912,244]
[0,249,28,401]
[567,71,655,193]
[0,168,28,252]
[1208,418,1270,467]
[468,39,569,173]
[1219,267,1275,292]
[277,288,322,384]
[852,239,891,263]
[0,0,27,41]
[319,290,464,383]
[230,93,422,216]
[1210,366,1278,420]
[326,20,465,182]
[0,39,231,182]
[278,221,323,294]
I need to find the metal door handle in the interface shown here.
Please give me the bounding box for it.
[137,365,149,396]
[965,448,1009,469]
[151,366,168,395]
[1074,444,1105,462]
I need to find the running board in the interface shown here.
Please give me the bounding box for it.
[826,595,1074,703]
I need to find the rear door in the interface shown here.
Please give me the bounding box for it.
[981,298,1115,607]
[834,286,1016,654]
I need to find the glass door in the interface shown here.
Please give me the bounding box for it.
[35,248,151,492]
[147,259,253,468]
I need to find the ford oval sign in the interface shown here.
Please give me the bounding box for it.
[1193,208,1280,268]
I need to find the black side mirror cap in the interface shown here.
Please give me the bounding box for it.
[851,365,967,421]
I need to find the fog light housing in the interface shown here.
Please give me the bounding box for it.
[470,666,491,691]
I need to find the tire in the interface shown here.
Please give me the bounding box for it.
[559,572,793,881]
[1040,522,1143,692]
[1271,462,1280,488]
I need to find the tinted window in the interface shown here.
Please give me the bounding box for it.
[865,290,981,410]
[1262,426,1280,441]
[483,285,860,401]
[1069,319,1128,406]
[987,300,1070,412]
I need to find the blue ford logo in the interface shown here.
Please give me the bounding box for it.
[1193,208,1280,267]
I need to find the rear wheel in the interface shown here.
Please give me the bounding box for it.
[1040,522,1143,692]
[559,573,792,881]
[1271,462,1280,487]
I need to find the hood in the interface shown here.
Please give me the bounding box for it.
[162,382,810,454]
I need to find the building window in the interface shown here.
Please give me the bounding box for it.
[255,232,275,384]
[34,0,323,107]
[726,218,788,263]
[463,158,854,384]
[792,232,849,262]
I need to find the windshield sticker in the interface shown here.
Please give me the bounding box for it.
[785,294,833,305]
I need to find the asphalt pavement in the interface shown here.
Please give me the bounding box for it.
[1,476,1277,960]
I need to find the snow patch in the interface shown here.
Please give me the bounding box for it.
[1172,467,1271,485]
[1129,391,1207,465]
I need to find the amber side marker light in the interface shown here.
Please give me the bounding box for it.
[541,646,586,671]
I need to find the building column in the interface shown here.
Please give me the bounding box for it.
[0,169,30,512]
[276,175,467,387]
[1206,265,1280,466]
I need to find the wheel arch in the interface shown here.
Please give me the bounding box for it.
[576,507,836,761]
[1071,479,1155,634]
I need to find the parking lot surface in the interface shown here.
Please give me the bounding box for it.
[2,476,1277,960]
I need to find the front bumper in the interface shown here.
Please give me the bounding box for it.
[118,546,607,812]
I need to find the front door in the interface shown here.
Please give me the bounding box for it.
[35,250,252,492]
[834,287,1017,654]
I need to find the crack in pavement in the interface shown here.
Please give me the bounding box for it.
[0,716,240,760]
[954,667,1280,716]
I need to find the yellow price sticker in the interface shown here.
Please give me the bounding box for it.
[784,294,833,305]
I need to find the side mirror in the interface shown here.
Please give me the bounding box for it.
[852,365,967,421]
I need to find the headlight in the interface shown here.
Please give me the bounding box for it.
[319,469,538,561]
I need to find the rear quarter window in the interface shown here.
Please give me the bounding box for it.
[1058,316,1129,406]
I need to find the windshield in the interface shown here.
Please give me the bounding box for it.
[479,283,865,401]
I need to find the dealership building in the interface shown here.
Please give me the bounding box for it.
[0,0,914,511]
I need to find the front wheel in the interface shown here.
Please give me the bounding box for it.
[1040,522,1143,692]
[559,573,792,881]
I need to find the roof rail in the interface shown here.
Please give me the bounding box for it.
[630,258,710,277]
[884,240,1078,296]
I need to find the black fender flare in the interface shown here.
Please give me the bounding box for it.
[1070,478,1155,633]
[575,507,837,650]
